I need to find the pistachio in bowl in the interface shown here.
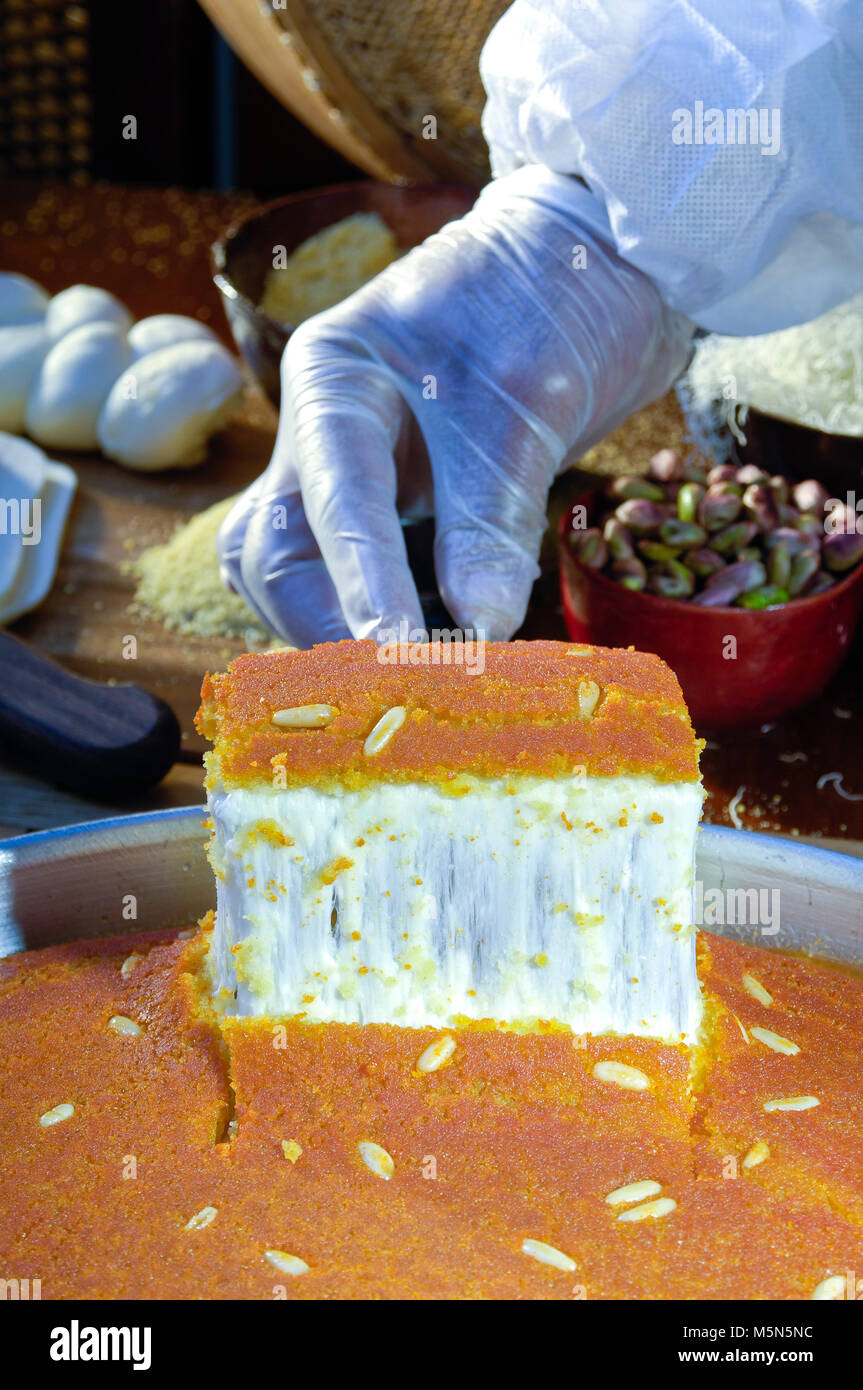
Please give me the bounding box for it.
[558,453,863,727]
[567,452,863,610]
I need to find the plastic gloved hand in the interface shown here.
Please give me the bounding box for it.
[218,166,694,646]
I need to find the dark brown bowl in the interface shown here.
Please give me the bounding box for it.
[211,181,477,406]
[558,492,863,730]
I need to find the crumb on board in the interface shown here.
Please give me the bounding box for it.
[126,497,273,644]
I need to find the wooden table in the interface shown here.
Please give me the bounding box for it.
[2,179,862,853]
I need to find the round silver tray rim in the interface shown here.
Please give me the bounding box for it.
[1,806,861,966]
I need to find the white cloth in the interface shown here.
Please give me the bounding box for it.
[480,0,863,334]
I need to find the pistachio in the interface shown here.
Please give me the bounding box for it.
[638,539,680,563]
[697,559,766,605]
[610,556,646,590]
[707,464,739,485]
[647,567,693,600]
[736,464,770,487]
[646,558,694,600]
[788,547,821,594]
[767,475,790,506]
[611,554,646,580]
[764,526,808,556]
[659,518,707,548]
[768,542,792,590]
[684,547,726,579]
[825,503,861,537]
[727,558,767,590]
[692,582,743,607]
[737,546,762,563]
[614,498,666,535]
[792,514,824,545]
[647,448,685,483]
[822,530,863,573]
[699,487,742,531]
[677,481,706,523]
[737,584,789,610]
[570,527,608,569]
[807,571,836,595]
[792,479,830,515]
[667,557,696,590]
[603,516,635,560]
[607,474,666,502]
[710,519,759,554]
[742,484,780,531]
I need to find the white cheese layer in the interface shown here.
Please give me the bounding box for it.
[206,774,703,1040]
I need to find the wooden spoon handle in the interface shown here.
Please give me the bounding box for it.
[0,630,181,799]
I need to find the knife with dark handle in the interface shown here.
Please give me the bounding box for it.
[0,630,181,799]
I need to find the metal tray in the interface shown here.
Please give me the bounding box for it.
[1,808,862,966]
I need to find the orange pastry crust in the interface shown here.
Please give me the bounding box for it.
[1,924,862,1300]
[197,639,702,790]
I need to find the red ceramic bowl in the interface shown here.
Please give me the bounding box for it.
[211,181,476,407]
[558,495,863,729]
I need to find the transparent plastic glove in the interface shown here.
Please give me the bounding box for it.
[219,167,694,645]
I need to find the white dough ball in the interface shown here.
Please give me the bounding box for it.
[97,340,244,471]
[0,272,50,327]
[127,314,218,360]
[44,284,133,343]
[0,322,51,432]
[26,322,132,451]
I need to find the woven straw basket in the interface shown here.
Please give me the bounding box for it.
[199,0,509,184]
